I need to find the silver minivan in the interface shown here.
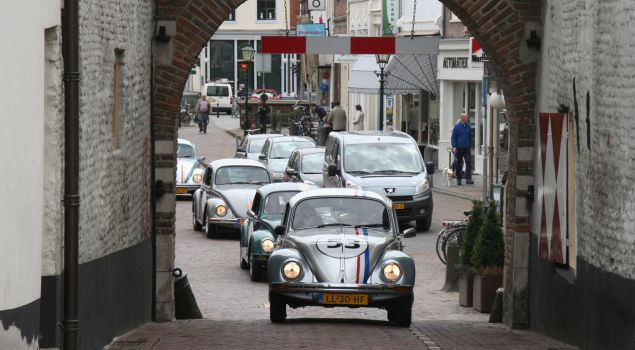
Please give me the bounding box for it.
[322,131,434,231]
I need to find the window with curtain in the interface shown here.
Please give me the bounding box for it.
[257,0,276,20]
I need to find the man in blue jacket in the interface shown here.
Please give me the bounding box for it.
[451,113,474,185]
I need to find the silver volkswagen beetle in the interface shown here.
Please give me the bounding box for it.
[176,138,206,196]
[192,159,272,239]
[267,188,417,326]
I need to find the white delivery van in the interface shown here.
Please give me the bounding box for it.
[203,81,233,114]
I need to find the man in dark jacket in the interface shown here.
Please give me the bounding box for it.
[451,113,473,185]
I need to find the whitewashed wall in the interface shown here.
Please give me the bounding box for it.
[535,0,635,279]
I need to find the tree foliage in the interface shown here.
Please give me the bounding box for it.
[470,200,504,270]
[460,200,483,267]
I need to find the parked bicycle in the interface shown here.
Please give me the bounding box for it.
[436,210,471,265]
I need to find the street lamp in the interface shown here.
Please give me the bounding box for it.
[375,54,390,131]
[241,45,256,136]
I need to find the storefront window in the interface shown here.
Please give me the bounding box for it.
[255,42,282,95]
[208,40,234,84]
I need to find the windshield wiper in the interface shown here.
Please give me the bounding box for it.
[347,170,371,175]
[270,157,288,159]
[370,170,419,175]
[317,223,353,228]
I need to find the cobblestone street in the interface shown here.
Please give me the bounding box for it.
[105,117,577,349]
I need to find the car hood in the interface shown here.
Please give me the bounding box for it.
[267,159,289,172]
[215,185,259,218]
[301,173,323,187]
[288,227,394,284]
[176,158,197,184]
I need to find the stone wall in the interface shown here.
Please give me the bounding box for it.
[76,0,153,262]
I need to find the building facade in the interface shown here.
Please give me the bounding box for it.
[200,0,299,98]
[0,1,154,349]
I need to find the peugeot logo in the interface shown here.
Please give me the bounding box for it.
[384,188,396,195]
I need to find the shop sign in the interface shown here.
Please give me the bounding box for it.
[334,54,358,64]
[382,0,399,35]
[297,24,326,37]
[442,57,468,69]
[469,37,487,69]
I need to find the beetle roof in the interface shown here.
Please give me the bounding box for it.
[257,182,317,197]
[246,133,283,140]
[208,158,267,169]
[288,188,392,208]
[291,147,325,156]
[177,138,194,147]
[268,136,316,143]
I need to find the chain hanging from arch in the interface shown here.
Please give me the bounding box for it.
[411,0,417,39]
[284,0,289,36]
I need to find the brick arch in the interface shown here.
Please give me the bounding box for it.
[441,0,542,327]
[152,0,542,324]
[152,0,246,321]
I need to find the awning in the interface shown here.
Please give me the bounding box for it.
[385,55,439,96]
[348,55,380,94]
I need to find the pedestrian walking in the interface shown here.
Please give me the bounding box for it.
[352,104,364,131]
[195,94,210,133]
[326,101,347,132]
[451,113,473,185]
[255,95,271,134]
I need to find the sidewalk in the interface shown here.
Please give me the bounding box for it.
[106,319,577,350]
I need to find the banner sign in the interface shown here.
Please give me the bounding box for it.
[308,0,325,11]
[297,23,326,37]
[334,54,358,64]
[382,0,400,35]
[469,37,486,69]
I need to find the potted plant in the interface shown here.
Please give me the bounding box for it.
[470,200,504,313]
[457,200,484,307]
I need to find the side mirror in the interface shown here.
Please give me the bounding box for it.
[247,210,256,219]
[259,154,267,161]
[327,163,337,177]
[274,225,286,236]
[425,162,435,175]
[401,228,417,238]
[235,151,247,158]
[285,167,298,176]
[198,156,206,162]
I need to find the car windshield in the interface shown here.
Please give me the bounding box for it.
[301,153,323,174]
[215,166,270,185]
[344,143,423,174]
[206,85,229,97]
[177,143,196,158]
[248,138,267,153]
[262,191,298,217]
[270,141,315,159]
[292,197,390,231]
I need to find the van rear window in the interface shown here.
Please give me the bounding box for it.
[207,86,230,97]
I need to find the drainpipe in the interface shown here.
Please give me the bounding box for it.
[62,0,80,348]
[150,0,158,322]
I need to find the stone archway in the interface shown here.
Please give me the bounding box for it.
[152,0,542,325]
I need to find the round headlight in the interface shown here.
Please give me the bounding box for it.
[382,262,402,282]
[283,261,301,280]
[215,205,227,217]
[261,239,274,253]
[192,174,202,183]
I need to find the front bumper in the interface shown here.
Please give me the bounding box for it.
[208,217,245,229]
[269,282,413,308]
[175,183,199,195]
[392,191,433,222]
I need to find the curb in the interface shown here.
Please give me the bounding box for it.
[431,187,482,202]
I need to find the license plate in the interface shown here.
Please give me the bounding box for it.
[209,98,216,103]
[393,203,405,210]
[176,187,188,194]
[320,293,368,305]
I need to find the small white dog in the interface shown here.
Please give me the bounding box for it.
[441,167,455,186]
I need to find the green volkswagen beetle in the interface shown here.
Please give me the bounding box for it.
[240,183,316,281]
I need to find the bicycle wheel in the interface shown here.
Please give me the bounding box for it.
[442,228,464,264]
[436,228,448,265]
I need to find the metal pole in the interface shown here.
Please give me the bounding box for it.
[243,65,249,136]
[62,0,80,347]
[379,67,385,131]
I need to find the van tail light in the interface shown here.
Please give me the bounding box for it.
[230,97,234,104]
